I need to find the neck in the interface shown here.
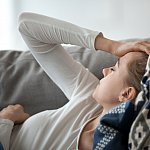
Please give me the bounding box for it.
[100,109,109,118]
[101,101,121,114]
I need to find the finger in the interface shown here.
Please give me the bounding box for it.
[140,42,150,48]
[1,108,7,112]
[15,113,30,124]
[139,41,150,44]
[7,105,14,108]
[22,113,30,121]
[145,49,150,55]
[138,43,150,55]
[15,104,24,110]
[134,44,148,53]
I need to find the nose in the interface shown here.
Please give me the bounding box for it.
[102,67,110,77]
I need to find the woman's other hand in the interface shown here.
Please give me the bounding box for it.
[0,104,30,124]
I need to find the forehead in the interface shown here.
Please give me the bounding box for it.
[120,52,141,65]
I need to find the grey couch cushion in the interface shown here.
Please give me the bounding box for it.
[0,46,117,115]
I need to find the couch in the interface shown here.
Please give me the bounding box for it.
[0,46,117,115]
[0,43,149,149]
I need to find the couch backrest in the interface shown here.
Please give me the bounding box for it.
[0,46,117,115]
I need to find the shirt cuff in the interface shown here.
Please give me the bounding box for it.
[0,118,14,126]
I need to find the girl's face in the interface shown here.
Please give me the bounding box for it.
[92,52,138,110]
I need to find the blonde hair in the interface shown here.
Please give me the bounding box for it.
[127,52,148,94]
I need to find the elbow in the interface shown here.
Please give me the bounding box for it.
[18,12,31,36]
[18,12,33,23]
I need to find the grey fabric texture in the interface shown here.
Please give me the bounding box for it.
[0,46,117,115]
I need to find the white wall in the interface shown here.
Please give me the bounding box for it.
[0,0,150,50]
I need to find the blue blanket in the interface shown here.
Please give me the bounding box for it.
[128,58,150,150]
[93,57,150,150]
[0,143,4,150]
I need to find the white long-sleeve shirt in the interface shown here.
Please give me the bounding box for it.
[0,12,102,150]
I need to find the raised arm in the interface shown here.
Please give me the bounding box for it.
[18,12,100,101]
[18,12,99,51]
[95,33,150,56]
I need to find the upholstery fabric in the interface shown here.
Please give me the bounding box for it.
[0,45,149,149]
[0,46,117,115]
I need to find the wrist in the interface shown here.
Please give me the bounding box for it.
[0,114,15,122]
[94,32,104,50]
[0,118,14,126]
[94,33,119,54]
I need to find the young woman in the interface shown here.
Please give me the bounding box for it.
[0,12,149,150]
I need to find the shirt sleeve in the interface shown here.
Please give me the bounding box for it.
[18,12,99,101]
[0,119,14,150]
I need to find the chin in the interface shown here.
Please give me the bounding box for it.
[92,87,97,98]
[93,84,99,95]
[92,92,99,103]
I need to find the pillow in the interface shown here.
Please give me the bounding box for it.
[0,46,117,115]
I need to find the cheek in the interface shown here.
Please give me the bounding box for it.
[100,75,123,93]
[92,77,122,104]
[99,77,112,91]
[92,84,108,102]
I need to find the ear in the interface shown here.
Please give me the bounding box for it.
[118,87,137,103]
